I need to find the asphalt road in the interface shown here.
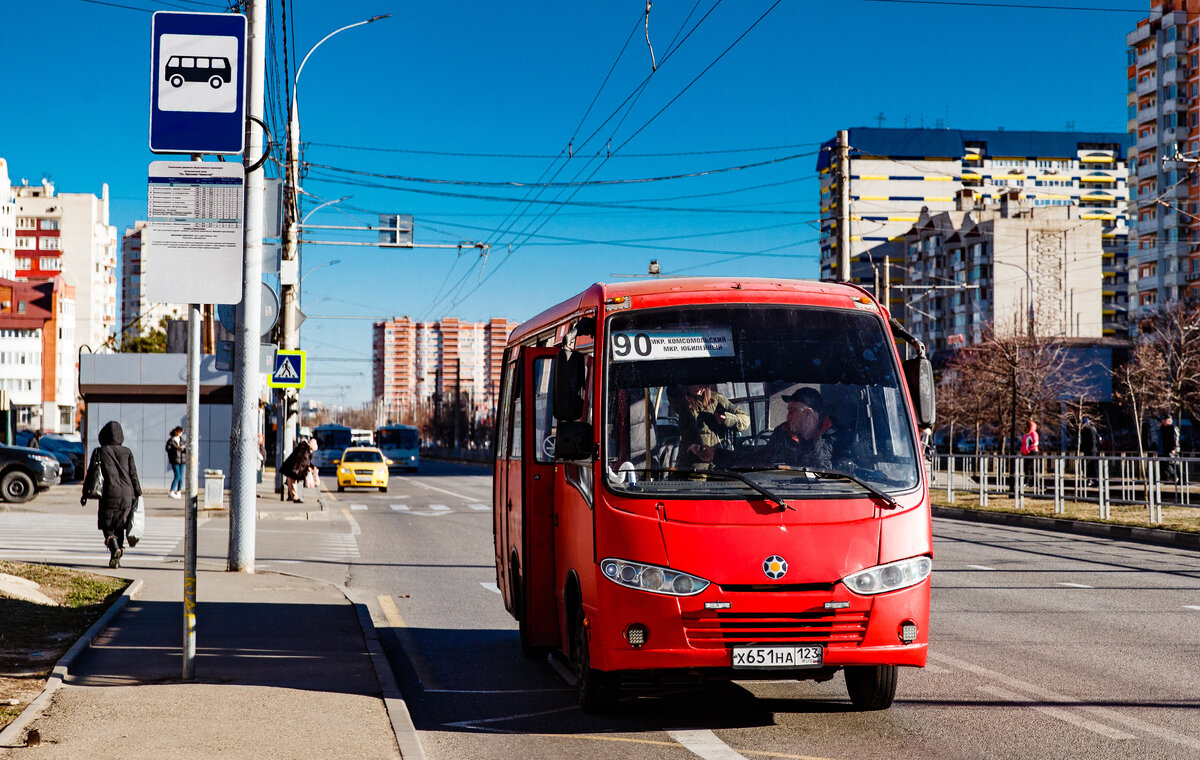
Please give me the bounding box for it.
[328,460,1200,760]
[4,462,1199,759]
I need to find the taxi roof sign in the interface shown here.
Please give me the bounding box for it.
[268,350,306,389]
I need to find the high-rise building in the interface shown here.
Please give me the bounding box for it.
[818,128,1129,335]
[12,179,118,351]
[120,221,184,339]
[0,276,77,431]
[373,316,517,421]
[0,160,16,280]
[1126,1,1199,312]
[900,194,1105,353]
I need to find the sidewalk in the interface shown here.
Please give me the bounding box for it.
[0,479,414,760]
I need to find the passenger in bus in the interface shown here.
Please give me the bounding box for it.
[759,387,833,469]
[668,383,749,472]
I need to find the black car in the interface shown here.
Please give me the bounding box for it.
[0,443,62,503]
[37,435,84,482]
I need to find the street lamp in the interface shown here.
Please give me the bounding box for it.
[301,260,341,283]
[992,259,1035,339]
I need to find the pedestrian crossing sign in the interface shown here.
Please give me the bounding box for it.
[268,349,306,388]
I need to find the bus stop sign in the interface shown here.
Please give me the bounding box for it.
[150,12,247,154]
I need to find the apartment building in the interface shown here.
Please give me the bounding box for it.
[0,276,77,431]
[12,179,118,350]
[818,128,1129,335]
[120,221,183,338]
[1127,0,1200,312]
[0,160,16,280]
[900,193,1104,353]
[372,316,517,420]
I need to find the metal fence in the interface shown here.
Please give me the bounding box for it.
[931,452,1200,524]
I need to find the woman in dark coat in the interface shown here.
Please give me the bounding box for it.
[281,437,318,503]
[81,421,143,568]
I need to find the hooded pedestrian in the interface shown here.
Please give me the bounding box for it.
[281,437,318,503]
[81,421,143,568]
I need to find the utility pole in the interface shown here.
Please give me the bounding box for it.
[836,130,851,283]
[229,0,266,572]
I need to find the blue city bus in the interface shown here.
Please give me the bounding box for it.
[312,424,353,471]
[375,424,419,472]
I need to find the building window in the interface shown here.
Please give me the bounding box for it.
[39,219,59,231]
[15,257,32,269]
[14,236,35,249]
[15,217,36,230]
[40,257,61,271]
[40,236,60,251]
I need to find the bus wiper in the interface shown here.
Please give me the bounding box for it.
[611,466,793,511]
[733,466,900,510]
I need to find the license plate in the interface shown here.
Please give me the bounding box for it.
[731,645,823,669]
[355,476,374,482]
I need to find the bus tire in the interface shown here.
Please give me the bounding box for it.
[170,74,183,87]
[512,566,547,659]
[573,606,620,714]
[844,665,897,710]
[209,76,223,88]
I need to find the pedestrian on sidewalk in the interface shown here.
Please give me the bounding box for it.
[1020,419,1039,486]
[282,437,318,503]
[1080,417,1101,486]
[166,425,186,499]
[1160,415,1181,483]
[81,421,143,568]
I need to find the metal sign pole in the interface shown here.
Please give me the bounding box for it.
[183,303,200,679]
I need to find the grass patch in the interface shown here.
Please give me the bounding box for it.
[932,493,1200,534]
[0,561,128,731]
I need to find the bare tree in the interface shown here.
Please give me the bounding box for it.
[1113,339,1168,460]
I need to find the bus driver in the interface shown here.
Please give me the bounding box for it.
[759,387,833,470]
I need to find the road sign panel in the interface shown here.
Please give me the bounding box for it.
[150,12,247,154]
[268,350,306,389]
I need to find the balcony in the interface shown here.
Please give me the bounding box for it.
[1136,160,1160,179]
[1163,66,1190,85]
[1162,37,1186,57]
[1136,132,1161,152]
[1163,95,1188,113]
[1136,76,1157,96]
[1137,49,1158,68]
[1127,24,1151,47]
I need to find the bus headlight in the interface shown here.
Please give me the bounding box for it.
[842,556,932,596]
[601,558,709,597]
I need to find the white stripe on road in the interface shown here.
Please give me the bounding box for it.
[350,504,368,511]
[967,564,995,571]
[666,730,751,760]
[390,504,409,511]
[341,509,361,536]
[1185,605,1200,611]
[411,479,482,501]
[428,504,451,512]
[481,582,500,594]
[1057,582,1095,589]
[468,503,490,511]
[977,685,1136,740]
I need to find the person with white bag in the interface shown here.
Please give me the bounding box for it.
[80,421,143,568]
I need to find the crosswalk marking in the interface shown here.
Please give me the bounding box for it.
[350,504,369,511]
[391,504,409,511]
[0,513,182,563]
[468,503,490,511]
[428,504,450,512]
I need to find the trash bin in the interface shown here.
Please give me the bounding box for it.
[203,469,225,510]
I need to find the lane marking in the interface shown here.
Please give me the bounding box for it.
[444,705,579,729]
[425,688,572,694]
[967,564,996,571]
[1184,605,1200,611]
[481,582,500,594]
[378,594,442,691]
[933,652,1200,750]
[391,504,410,511]
[976,685,1136,740]
[411,479,480,501]
[340,509,361,536]
[428,504,451,512]
[468,503,491,511]
[350,504,369,511]
[1057,582,1095,589]
[667,729,752,760]
[521,733,841,759]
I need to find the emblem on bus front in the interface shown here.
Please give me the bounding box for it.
[763,555,788,580]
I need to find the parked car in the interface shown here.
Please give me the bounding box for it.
[36,435,85,482]
[0,443,62,503]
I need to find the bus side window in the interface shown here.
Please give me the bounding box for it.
[497,360,514,458]
[509,362,522,460]
[532,357,556,463]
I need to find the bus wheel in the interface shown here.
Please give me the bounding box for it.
[170,74,183,87]
[573,608,620,713]
[209,76,223,88]
[512,569,547,659]
[844,665,897,710]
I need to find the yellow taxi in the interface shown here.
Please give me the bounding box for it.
[335,447,391,493]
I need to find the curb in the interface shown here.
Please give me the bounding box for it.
[0,578,143,748]
[933,505,1200,550]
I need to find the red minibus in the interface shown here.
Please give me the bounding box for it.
[493,278,935,712]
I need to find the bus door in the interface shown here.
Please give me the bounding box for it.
[505,346,561,649]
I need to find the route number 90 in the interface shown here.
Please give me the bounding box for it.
[612,332,652,358]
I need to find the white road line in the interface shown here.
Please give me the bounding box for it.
[411,479,479,501]
[341,508,362,536]
[425,688,572,694]
[350,504,369,511]
[933,652,1200,750]
[428,504,451,512]
[666,729,751,760]
[480,582,500,594]
[976,685,1136,740]
[1184,605,1200,611]
[390,504,409,511]
[468,503,490,511]
[1057,582,1095,588]
[967,564,996,571]
[444,705,578,729]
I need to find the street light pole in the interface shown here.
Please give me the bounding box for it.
[277,15,390,493]
[994,259,1035,339]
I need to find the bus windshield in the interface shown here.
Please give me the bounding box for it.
[314,426,352,452]
[603,305,921,500]
[378,427,418,449]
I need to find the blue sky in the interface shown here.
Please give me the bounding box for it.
[0,0,1142,406]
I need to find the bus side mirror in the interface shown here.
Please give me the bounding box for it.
[902,357,936,429]
[552,349,587,422]
[555,420,595,461]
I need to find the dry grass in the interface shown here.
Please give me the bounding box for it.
[932,492,1200,534]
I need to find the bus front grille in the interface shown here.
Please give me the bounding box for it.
[683,610,869,649]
